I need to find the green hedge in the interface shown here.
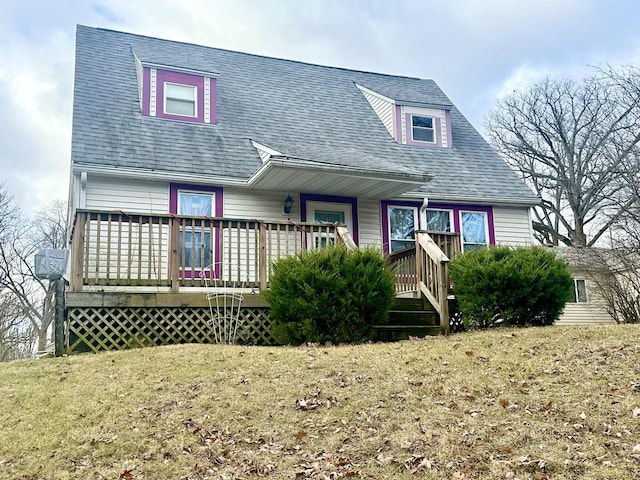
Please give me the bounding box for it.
[265,245,395,344]
[449,246,573,328]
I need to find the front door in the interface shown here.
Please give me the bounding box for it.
[304,199,356,247]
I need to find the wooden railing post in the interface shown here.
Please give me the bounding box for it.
[415,232,424,294]
[69,211,86,292]
[439,260,450,334]
[169,216,180,292]
[258,222,267,291]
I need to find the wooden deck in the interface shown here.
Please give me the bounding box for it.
[64,210,459,353]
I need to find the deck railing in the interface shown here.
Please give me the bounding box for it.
[387,232,459,294]
[387,231,459,333]
[69,210,353,292]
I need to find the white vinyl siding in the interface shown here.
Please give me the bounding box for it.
[357,198,382,248]
[223,189,297,219]
[82,177,170,284]
[556,270,615,325]
[556,303,616,325]
[492,207,533,246]
[359,88,394,137]
[84,177,169,213]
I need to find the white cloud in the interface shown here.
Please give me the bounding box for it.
[1,0,640,212]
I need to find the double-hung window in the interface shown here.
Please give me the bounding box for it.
[460,210,488,251]
[388,206,418,253]
[424,209,453,233]
[411,115,435,143]
[164,83,197,117]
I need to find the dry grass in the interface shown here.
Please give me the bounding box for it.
[0,325,639,479]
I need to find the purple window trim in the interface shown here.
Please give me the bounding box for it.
[157,70,204,122]
[169,183,224,279]
[142,69,217,124]
[300,193,359,245]
[380,200,495,254]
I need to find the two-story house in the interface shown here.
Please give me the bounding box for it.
[65,25,539,353]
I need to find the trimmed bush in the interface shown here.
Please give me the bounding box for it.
[449,246,574,328]
[264,245,395,345]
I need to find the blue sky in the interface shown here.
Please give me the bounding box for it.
[1,0,639,212]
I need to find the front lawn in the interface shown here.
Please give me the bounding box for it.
[0,325,638,479]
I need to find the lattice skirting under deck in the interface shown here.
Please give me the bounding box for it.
[66,306,276,353]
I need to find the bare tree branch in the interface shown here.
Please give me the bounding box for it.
[485,66,640,247]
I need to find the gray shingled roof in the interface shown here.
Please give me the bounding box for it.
[71,25,538,205]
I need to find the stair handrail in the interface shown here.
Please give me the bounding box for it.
[415,231,450,334]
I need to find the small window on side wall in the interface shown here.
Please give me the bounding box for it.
[411,115,435,143]
[572,279,587,303]
[164,83,197,117]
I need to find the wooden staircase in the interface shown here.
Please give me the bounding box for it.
[374,296,442,340]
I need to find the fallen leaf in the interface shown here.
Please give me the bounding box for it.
[119,470,134,480]
[632,407,640,418]
[465,351,474,357]
[296,430,307,440]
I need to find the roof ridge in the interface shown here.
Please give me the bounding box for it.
[77,24,432,82]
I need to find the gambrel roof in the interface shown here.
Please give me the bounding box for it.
[71,25,538,205]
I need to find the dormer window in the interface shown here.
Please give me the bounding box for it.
[355,83,452,149]
[164,83,197,117]
[411,115,435,143]
[140,65,217,124]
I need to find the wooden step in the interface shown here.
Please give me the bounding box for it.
[392,296,436,312]
[373,324,441,341]
[388,309,438,326]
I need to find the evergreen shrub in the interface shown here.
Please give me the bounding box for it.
[265,245,395,344]
[449,245,573,328]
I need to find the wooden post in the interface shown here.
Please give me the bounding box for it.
[169,216,180,292]
[69,212,86,292]
[439,260,450,334]
[414,232,423,293]
[54,278,65,356]
[258,222,267,291]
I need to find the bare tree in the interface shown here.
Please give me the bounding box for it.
[485,66,640,247]
[0,184,67,356]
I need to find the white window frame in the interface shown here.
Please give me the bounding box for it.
[572,278,588,303]
[388,205,418,253]
[307,201,353,249]
[421,208,454,233]
[459,210,489,251]
[410,114,436,144]
[164,82,197,117]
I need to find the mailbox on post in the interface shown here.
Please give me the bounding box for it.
[35,249,68,280]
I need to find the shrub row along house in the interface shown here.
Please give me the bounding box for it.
[65,25,539,352]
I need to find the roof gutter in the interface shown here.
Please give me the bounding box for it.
[72,163,247,187]
[401,191,541,208]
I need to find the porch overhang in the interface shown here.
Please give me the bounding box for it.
[247,156,430,199]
